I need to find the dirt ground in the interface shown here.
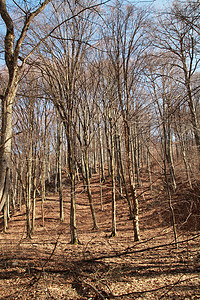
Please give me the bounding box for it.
[0,171,200,299]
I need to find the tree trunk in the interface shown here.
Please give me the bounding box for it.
[26,140,32,238]
[124,121,140,241]
[57,116,64,222]
[99,126,105,182]
[0,84,18,212]
[117,134,134,220]
[183,59,200,168]
[67,118,79,244]
[31,173,36,234]
[93,131,97,174]
[84,149,99,230]
[110,117,117,237]
[41,154,46,227]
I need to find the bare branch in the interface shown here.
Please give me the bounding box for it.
[23,0,111,64]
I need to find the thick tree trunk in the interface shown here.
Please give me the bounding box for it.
[0,84,18,212]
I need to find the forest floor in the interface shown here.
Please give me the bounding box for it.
[0,170,200,299]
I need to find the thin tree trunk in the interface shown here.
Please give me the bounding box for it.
[99,160,103,212]
[165,171,178,249]
[93,131,97,174]
[115,133,123,198]
[84,149,99,230]
[31,174,36,234]
[99,126,105,182]
[57,116,64,222]
[110,117,117,237]
[124,122,140,241]
[70,173,78,244]
[117,135,134,220]
[67,116,79,244]
[147,148,153,195]
[3,197,8,233]
[104,121,111,177]
[26,142,32,238]
[183,60,200,168]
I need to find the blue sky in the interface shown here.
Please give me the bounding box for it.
[153,0,173,8]
[133,0,173,9]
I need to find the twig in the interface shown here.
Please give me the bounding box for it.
[29,233,61,286]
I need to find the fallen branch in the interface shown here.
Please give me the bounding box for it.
[82,233,200,262]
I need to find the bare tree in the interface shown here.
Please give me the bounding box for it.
[150,2,200,169]
[0,0,51,214]
[101,3,149,241]
[39,0,98,243]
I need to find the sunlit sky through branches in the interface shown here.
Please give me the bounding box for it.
[130,0,173,9]
[0,0,175,66]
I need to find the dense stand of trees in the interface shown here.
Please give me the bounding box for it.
[0,0,200,243]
